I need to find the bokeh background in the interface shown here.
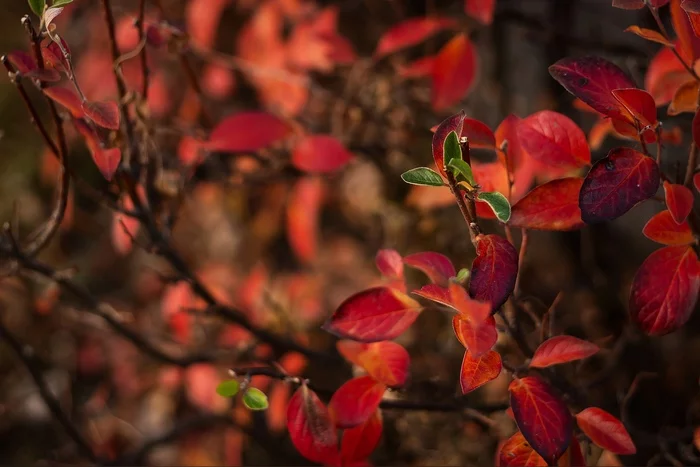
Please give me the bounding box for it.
[0,0,699,465]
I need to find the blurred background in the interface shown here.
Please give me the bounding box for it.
[0,0,699,465]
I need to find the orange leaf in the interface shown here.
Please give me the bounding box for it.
[510,376,573,464]
[287,177,325,265]
[624,25,674,46]
[664,181,694,224]
[287,384,339,465]
[453,315,498,356]
[323,287,423,342]
[575,407,636,455]
[459,349,501,394]
[497,431,547,467]
[450,282,491,325]
[292,135,353,173]
[643,210,695,246]
[413,283,452,307]
[645,46,691,106]
[668,79,699,115]
[432,33,478,112]
[336,340,410,387]
[329,376,386,428]
[374,17,457,58]
[529,335,599,368]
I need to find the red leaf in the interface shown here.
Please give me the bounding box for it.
[7,51,37,73]
[549,56,637,122]
[509,178,585,231]
[509,376,573,464]
[516,111,590,169]
[340,409,383,463]
[374,17,457,58]
[683,0,700,13]
[664,181,694,224]
[329,376,386,428]
[403,252,455,286]
[208,111,291,152]
[432,33,478,112]
[432,112,466,173]
[611,88,658,139]
[579,147,660,223]
[336,340,410,387]
[412,283,452,307]
[287,384,339,465]
[93,147,122,181]
[453,315,498,355]
[112,195,139,255]
[465,0,495,25]
[292,135,354,173]
[82,101,120,130]
[575,407,636,455]
[497,431,547,467]
[450,282,491,325]
[643,210,695,245]
[460,349,501,394]
[323,287,423,342]
[43,86,84,118]
[462,118,497,149]
[287,177,325,265]
[468,234,519,312]
[559,437,587,467]
[375,249,404,281]
[629,245,700,335]
[398,55,436,79]
[529,335,599,368]
[645,46,689,106]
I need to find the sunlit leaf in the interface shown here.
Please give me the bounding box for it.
[575,407,636,455]
[469,234,518,312]
[579,147,660,223]
[460,349,501,394]
[208,111,291,153]
[287,177,325,265]
[443,130,462,168]
[629,245,700,335]
[509,178,585,231]
[510,376,573,464]
[497,431,547,467]
[448,158,477,186]
[292,135,354,173]
[529,335,599,368]
[28,0,46,16]
[611,88,657,130]
[432,33,478,112]
[401,167,445,186]
[516,111,590,169]
[336,340,410,387]
[329,376,386,429]
[242,388,269,410]
[376,249,404,281]
[549,56,637,122]
[43,6,63,28]
[340,410,383,463]
[403,251,456,286]
[412,283,452,307]
[664,181,694,224]
[374,17,457,58]
[462,117,497,149]
[478,191,511,223]
[43,86,84,117]
[667,79,698,115]
[646,46,691,106]
[287,384,339,465]
[323,287,423,342]
[643,210,695,245]
[624,25,674,46]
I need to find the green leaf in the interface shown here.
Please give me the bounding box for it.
[28,0,45,16]
[443,130,462,168]
[455,268,470,283]
[401,167,445,187]
[447,158,476,186]
[52,0,73,7]
[478,191,511,223]
[242,388,269,411]
[215,379,240,398]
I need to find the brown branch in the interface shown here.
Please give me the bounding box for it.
[137,0,149,101]
[0,316,98,463]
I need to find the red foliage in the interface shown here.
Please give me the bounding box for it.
[432,33,478,111]
[336,340,410,387]
[468,234,518,312]
[509,178,585,231]
[643,210,695,245]
[575,407,636,455]
[374,17,457,58]
[287,384,339,465]
[529,336,599,369]
[460,349,502,394]
[291,135,354,173]
[328,376,386,428]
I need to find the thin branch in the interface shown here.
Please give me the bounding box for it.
[137,0,149,100]
[0,317,98,463]
[179,53,214,128]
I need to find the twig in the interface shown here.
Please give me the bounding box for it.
[0,317,98,463]
[137,0,149,100]
[179,53,213,128]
